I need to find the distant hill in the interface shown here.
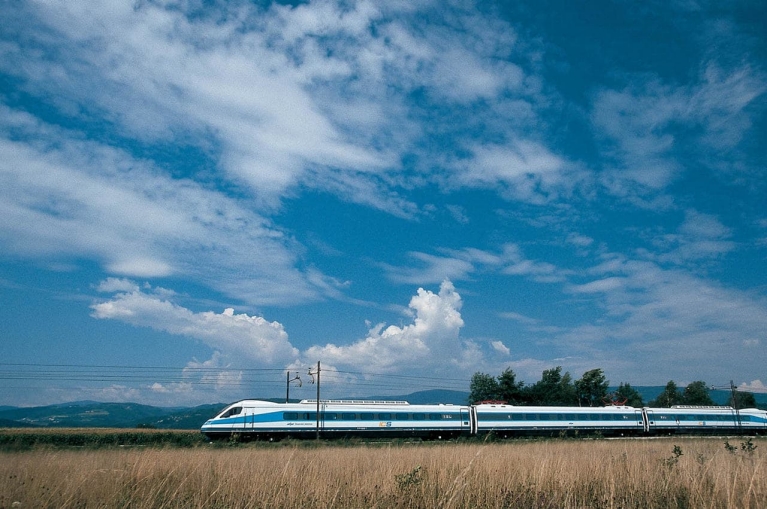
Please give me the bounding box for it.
[365,389,470,405]
[143,404,225,429]
[0,387,763,429]
[0,418,36,428]
[0,402,180,428]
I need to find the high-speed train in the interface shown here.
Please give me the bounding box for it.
[200,399,767,440]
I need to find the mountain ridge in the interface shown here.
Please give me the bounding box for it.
[1,388,763,429]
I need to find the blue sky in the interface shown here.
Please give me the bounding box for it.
[1,0,766,407]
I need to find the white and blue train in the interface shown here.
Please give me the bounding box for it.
[201,399,767,440]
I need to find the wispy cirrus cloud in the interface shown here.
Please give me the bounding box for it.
[0,106,320,305]
[592,63,766,203]
[0,0,571,213]
[382,243,566,285]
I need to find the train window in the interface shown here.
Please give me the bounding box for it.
[395,413,409,420]
[358,413,375,420]
[283,412,298,420]
[589,414,600,421]
[221,407,242,418]
[303,413,317,420]
[429,413,442,420]
[509,413,521,420]
[566,414,576,421]
[342,413,356,420]
[378,413,392,420]
[412,413,425,420]
[525,414,537,421]
[539,414,550,421]
[323,413,337,420]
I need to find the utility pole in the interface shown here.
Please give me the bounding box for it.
[731,380,742,435]
[286,371,301,403]
[308,361,321,439]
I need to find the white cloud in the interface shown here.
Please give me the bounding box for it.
[568,277,625,294]
[738,380,767,394]
[0,106,323,306]
[383,252,477,285]
[303,280,467,372]
[448,140,580,204]
[95,278,139,293]
[91,285,299,365]
[491,340,511,356]
[0,0,568,212]
[592,64,766,201]
[498,311,539,325]
[567,234,594,248]
[661,209,736,263]
[384,244,564,285]
[556,258,767,384]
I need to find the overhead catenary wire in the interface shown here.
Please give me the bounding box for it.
[0,362,473,394]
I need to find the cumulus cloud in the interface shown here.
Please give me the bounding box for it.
[739,380,767,394]
[91,284,299,365]
[303,280,466,372]
[491,341,511,356]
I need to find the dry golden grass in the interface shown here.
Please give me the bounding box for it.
[1,437,765,508]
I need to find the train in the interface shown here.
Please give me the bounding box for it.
[200,398,767,440]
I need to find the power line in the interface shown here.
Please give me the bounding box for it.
[0,362,473,393]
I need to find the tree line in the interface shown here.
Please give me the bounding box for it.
[469,367,758,408]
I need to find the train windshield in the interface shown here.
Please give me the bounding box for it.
[218,406,242,419]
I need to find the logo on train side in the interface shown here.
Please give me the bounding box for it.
[379,421,392,427]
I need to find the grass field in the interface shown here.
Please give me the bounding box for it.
[1,432,764,508]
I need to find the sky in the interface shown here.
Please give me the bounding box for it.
[1,0,766,407]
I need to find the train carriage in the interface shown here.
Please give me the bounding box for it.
[646,405,767,435]
[201,399,472,440]
[475,403,644,437]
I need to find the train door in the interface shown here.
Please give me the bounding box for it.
[466,407,478,436]
[634,409,645,433]
[245,408,254,431]
[459,408,471,436]
[642,409,652,433]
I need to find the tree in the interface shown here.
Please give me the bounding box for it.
[468,372,500,404]
[575,369,609,407]
[731,391,757,409]
[649,381,683,407]
[613,382,645,407]
[525,366,577,406]
[682,381,714,406]
[497,368,524,405]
